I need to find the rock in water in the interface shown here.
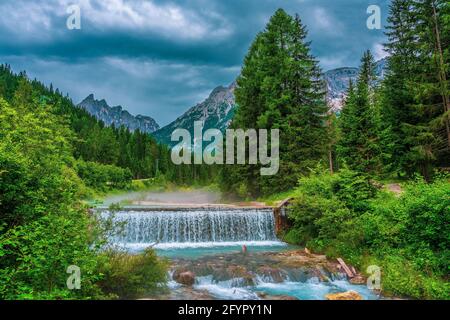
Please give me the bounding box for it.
[257,266,285,283]
[349,275,366,285]
[174,271,196,286]
[325,291,363,300]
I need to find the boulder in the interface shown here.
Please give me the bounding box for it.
[226,265,255,286]
[173,270,196,286]
[257,266,285,283]
[325,291,363,300]
[349,275,366,285]
[258,293,299,300]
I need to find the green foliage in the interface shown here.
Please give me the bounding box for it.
[379,0,450,179]
[362,254,449,300]
[0,96,103,299]
[76,160,133,191]
[287,170,450,299]
[337,51,382,175]
[0,71,168,300]
[0,212,103,299]
[222,9,329,197]
[96,249,168,299]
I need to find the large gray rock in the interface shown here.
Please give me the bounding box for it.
[173,270,196,286]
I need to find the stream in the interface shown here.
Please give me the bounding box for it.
[98,190,381,300]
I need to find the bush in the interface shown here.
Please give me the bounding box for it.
[0,209,105,300]
[363,179,450,276]
[286,169,450,299]
[0,83,168,300]
[96,249,168,299]
[76,160,133,191]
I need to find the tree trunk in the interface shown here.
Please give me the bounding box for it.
[329,149,334,174]
[431,2,450,148]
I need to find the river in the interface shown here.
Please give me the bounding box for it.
[97,189,381,300]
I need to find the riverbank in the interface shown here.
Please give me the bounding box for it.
[280,170,449,300]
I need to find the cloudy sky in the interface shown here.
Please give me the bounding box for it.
[0,0,389,126]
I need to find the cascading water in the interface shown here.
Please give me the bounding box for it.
[101,208,284,250]
[99,206,379,300]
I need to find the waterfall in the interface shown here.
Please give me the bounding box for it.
[101,208,280,248]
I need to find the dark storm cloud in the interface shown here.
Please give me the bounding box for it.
[0,0,389,125]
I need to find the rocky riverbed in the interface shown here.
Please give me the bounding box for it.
[151,249,380,300]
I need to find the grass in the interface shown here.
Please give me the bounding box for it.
[257,189,297,206]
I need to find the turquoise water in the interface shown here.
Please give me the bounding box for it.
[156,244,293,259]
[168,274,381,300]
[121,241,292,259]
[252,279,380,300]
[101,206,381,300]
[159,244,381,300]
[117,239,381,300]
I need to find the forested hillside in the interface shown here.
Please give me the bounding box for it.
[219,3,449,299]
[0,65,216,186]
[0,64,216,299]
[222,1,449,198]
[0,66,170,299]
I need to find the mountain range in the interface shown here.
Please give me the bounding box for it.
[77,94,160,133]
[152,82,236,146]
[78,59,387,145]
[325,58,387,111]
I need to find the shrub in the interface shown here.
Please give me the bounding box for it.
[0,211,104,299]
[75,160,133,191]
[286,169,450,299]
[96,249,168,299]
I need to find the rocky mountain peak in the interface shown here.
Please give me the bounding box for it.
[152,82,236,146]
[325,58,387,111]
[77,95,159,133]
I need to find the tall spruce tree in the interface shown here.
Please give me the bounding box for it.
[337,50,381,174]
[225,9,329,196]
[380,0,449,179]
[380,0,419,175]
[414,0,450,166]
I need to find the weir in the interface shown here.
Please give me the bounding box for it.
[101,208,280,247]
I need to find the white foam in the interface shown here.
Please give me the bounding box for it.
[194,276,260,300]
[102,209,278,244]
[119,241,287,251]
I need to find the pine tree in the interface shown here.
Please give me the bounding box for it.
[379,0,419,175]
[337,50,381,174]
[227,9,329,195]
[414,0,450,164]
[380,0,449,179]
